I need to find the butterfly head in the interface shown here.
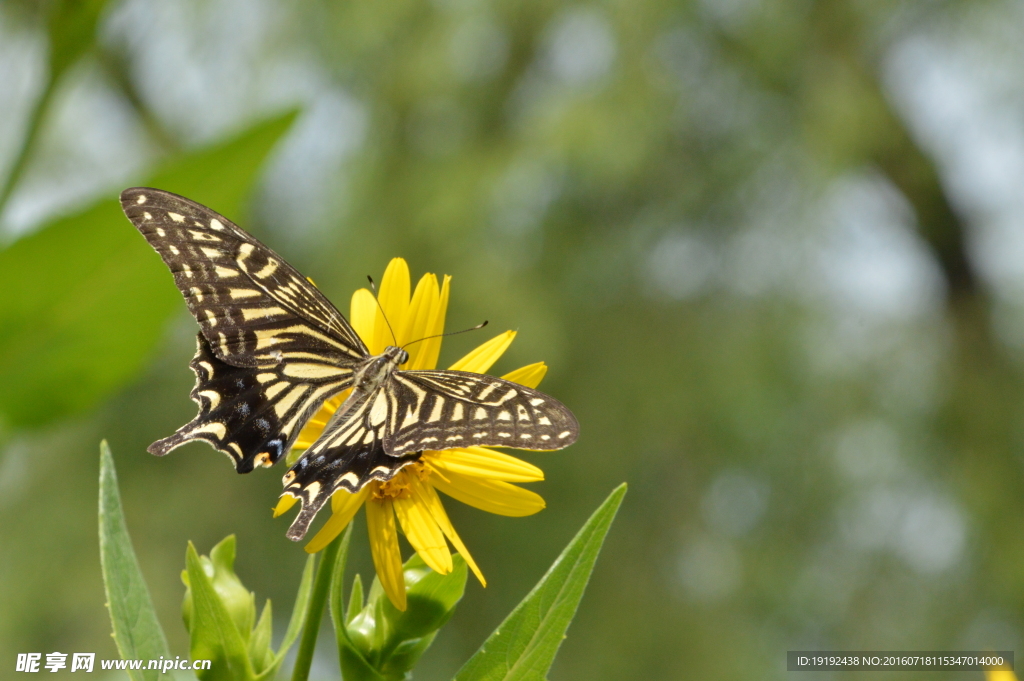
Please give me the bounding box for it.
[384,345,409,366]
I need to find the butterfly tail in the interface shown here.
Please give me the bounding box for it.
[280,442,423,540]
[285,486,334,541]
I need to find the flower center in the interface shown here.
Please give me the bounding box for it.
[407,460,432,481]
[371,462,433,501]
[373,474,411,500]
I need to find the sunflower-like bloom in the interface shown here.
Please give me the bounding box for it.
[274,258,550,610]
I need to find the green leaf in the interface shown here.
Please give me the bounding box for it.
[340,552,468,681]
[454,483,627,681]
[185,542,256,681]
[347,573,364,625]
[0,111,297,428]
[278,554,315,657]
[254,552,314,681]
[385,553,467,647]
[249,600,273,675]
[98,440,172,681]
[379,554,467,677]
[207,536,257,641]
[328,525,356,647]
[327,526,383,681]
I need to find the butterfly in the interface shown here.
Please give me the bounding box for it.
[120,188,579,540]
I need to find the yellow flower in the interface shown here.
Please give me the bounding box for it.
[274,258,550,610]
[987,670,1019,681]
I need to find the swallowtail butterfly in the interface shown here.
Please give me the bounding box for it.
[120,188,579,540]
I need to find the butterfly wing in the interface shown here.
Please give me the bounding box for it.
[383,370,579,455]
[281,386,421,539]
[121,187,368,367]
[279,369,580,540]
[155,333,350,471]
[121,187,366,470]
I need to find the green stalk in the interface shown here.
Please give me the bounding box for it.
[0,72,56,219]
[290,536,342,681]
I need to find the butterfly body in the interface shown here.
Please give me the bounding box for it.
[120,187,578,540]
[352,346,409,395]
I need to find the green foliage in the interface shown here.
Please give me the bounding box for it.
[0,112,296,428]
[182,537,256,643]
[101,440,314,681]
[281,556,317,670]
[338,553,468,681]
[289,530,345,681]
[455,483,626,681]
[183,537,313,681]
[292,520,473,681]
[183,542,256,681]
[97,470,623,681]
[45,0,110,82]
[305,486,624,681]
[0,0,113,211]
[98,440,172,681]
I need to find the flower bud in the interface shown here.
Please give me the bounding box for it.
[339,553,467,680]
[182,535,255,641]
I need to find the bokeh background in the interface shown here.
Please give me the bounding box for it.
[3,0,1024,679]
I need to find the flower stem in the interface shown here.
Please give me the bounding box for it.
[291,535,342,681]
[0,70,55,221]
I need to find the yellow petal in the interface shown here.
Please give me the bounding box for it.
[366,496,407,611]
[407,475,486,586]
[350,288,378,351]
[448,330,516,373]
[273,493,298,517]
[304,487,370,553]
[394,493,453,575]
[375,258,411,350]
[987,672,1019,681]
[414,274,450,371]
[501,362,548,389]
[425,447,544,482]
[404,273,440,370]
[429,471,545,517]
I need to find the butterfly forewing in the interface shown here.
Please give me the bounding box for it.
[122,187,363,471]
[384,370,579,455]
[153,334,350,471]
[121,187,367,367]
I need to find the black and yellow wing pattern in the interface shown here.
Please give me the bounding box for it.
[280,368,578,538]
[121,187,364,473]
[122,187,578,541]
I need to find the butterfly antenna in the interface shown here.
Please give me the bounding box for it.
[366,275,399,346]
[403,320,488,351]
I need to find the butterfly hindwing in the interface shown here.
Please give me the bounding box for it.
[152,333,349,471]
[280,387,420,539]
[384,370,580,455]
[279,369,579,539]
[121,187,367,368]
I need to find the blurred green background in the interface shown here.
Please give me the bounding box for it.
[2,0,1024,679]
